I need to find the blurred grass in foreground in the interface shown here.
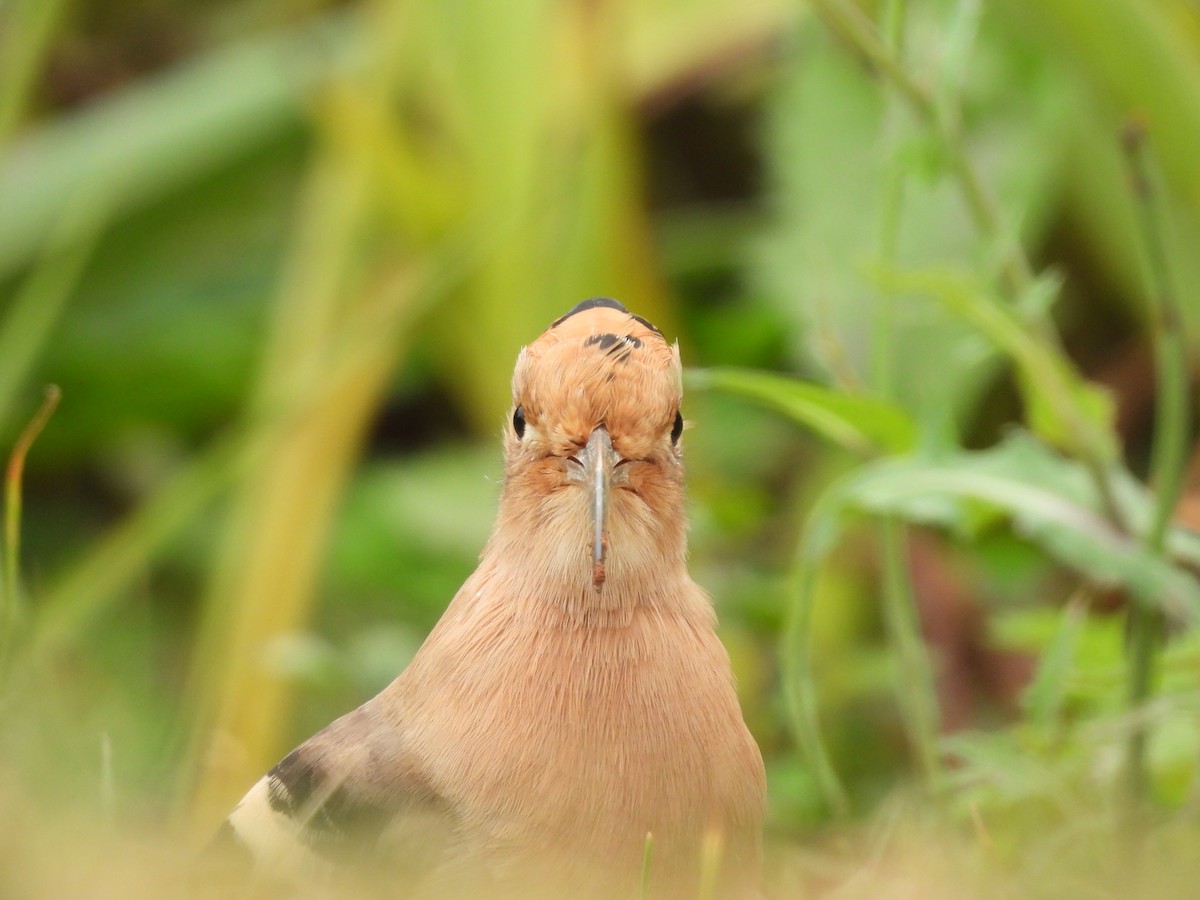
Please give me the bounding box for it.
[1,0,1199,895]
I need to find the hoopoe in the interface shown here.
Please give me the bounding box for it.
[209,298,765,897]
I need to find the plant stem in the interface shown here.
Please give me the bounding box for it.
[697,829,723,900]
[1,385,60,683]
[870,0,943,792]
[1119,122,1191,805]
[1124,606,1158,804]
[1122,123,1190,556]
[880,519,942,787]
[870,0,906,398]
[0,0,70,148]
[814,0,1128,539]
[783,563,850,817]
[639,831,653,900]
[810,0,1035,303]
[0,184,109,438]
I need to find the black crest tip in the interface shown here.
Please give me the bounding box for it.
[551,297,627,328]
[550,297,662,335]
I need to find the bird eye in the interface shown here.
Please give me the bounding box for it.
[513,405,526,439]
[670,410,683,444]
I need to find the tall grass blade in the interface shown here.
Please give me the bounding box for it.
[1119,122,1192,808]
[0,187,110,432]
[639,831,653,900]
[1023,589,1090,730]
[879,518,942,789]
[697,828,724,900]
[783,562,850,817]
[872,0,943,796]
[0,10,365,282]
[0,0,70,147]
[1,385,60,684]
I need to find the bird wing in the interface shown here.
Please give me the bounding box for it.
[210,702,460,888]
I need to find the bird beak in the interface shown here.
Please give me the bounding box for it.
[576,426,621,592]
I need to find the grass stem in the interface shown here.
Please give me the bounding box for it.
[880,520,942,788]
[0,0,70,148]
[872,0,943,792]
[1119,121,1192,806]
[783,563,850,818]
[696,829,723,900]
[1,385,61,683]
[810,0,1034,302]
[815,0,1127,539]
[870,0,906,399]
[639,831,653,899]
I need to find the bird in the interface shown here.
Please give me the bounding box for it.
[206,298,766,898]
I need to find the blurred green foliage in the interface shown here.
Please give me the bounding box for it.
[1,0,1199,894]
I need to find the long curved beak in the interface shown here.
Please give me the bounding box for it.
[576,427,621,592]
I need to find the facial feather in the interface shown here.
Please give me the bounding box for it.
[497,299,687,603]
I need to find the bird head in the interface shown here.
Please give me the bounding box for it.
[498,298,686,596]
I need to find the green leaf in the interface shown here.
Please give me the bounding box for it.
[871,264,1118,461]
[755,15,1071,420]
[686,367,917,456]
[1020,593,1090,729]
[0,10,364,282]
[803,432,1200,620]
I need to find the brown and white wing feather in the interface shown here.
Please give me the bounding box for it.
[209,703,458,888]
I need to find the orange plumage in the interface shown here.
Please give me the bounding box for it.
[214,298,765,898]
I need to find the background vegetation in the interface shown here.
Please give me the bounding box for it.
[1,0,1199,894]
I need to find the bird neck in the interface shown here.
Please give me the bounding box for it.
[480,500,692,626]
